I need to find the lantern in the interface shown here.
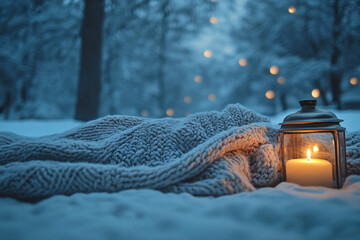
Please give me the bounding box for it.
[279,100,346,188]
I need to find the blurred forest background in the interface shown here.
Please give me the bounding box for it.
[0,0,359,121]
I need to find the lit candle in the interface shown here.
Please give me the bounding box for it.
[286,148,333,187]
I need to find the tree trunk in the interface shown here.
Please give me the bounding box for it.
[75,0,104,121]
[0,92,11,119]
[104,52,117,115]
[157,0,169,117]
[330,71,341,108]
[314,79,329,106]
[319,88,329,106]
[330,0,342,109]
[280,92,287,111]
[11,1,39,119]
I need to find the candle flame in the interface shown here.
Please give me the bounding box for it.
[307,148,311,161]
[313,145,319,153]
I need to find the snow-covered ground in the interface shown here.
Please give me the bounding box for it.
[0,110,359,240]
[0,119,82,137]
[0,177,359,240]
[1,109,358,137]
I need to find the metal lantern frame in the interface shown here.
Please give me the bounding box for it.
[279,100,346,188]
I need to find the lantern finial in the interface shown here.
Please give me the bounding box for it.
[299,100,317,109]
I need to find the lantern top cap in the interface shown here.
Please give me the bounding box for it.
[299,100,317,109]
[280,100,344,129]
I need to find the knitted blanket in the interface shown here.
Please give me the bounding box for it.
[0,104,359,200]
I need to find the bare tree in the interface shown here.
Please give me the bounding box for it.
[157,0,169,116]
[329,0,344,109]
[75,0,105,121]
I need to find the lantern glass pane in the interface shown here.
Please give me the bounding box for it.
[282,132,336,188]
[338,131,346,186]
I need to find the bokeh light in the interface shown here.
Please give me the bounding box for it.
[166,108,174,117]
[288,6,296,14]
[350,77,358,85]
[184,96,192,104]
[141,109,148,117]
[277,76,285,84]
[194,75,202,83]
[204,50,213,58]
[269,66,279,75]
[311,89,320,98]
[210,17,218,24]
[208,94,216,101]
[238,58,247,67]
[265,90,275,99]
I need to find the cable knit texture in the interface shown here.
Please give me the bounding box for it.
[0,104,359,200]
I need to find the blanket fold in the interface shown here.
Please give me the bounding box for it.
[0,104,359,200]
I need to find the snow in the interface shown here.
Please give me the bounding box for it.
[0,177,359,240]
[0,110,359,240]
[0,119,82,137]
[0,109,358,138]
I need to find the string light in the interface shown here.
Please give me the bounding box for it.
[208,94,216,101]
[238,58,247,67]
[277,76,285,84]
[141,110,149,117]
[350,77,358,85]
[269,66,279,75]
[166,108,174,117]
[204,50,213,58]
[265,90,275,99]
[210,17,218,24]
[288,6,296,14]
[184,96,192,104]
[194,75,202,83]
[311,89,320,98]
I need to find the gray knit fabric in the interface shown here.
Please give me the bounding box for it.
[0,104,359,200]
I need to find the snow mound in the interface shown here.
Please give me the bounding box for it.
[0,175,359,240]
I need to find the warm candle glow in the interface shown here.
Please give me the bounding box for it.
[204,50,213,58]
[288,6,296,14]
[313,145,319,153]
[269,66,279,75]
[286,158,333,187]
[286,146,333,187]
